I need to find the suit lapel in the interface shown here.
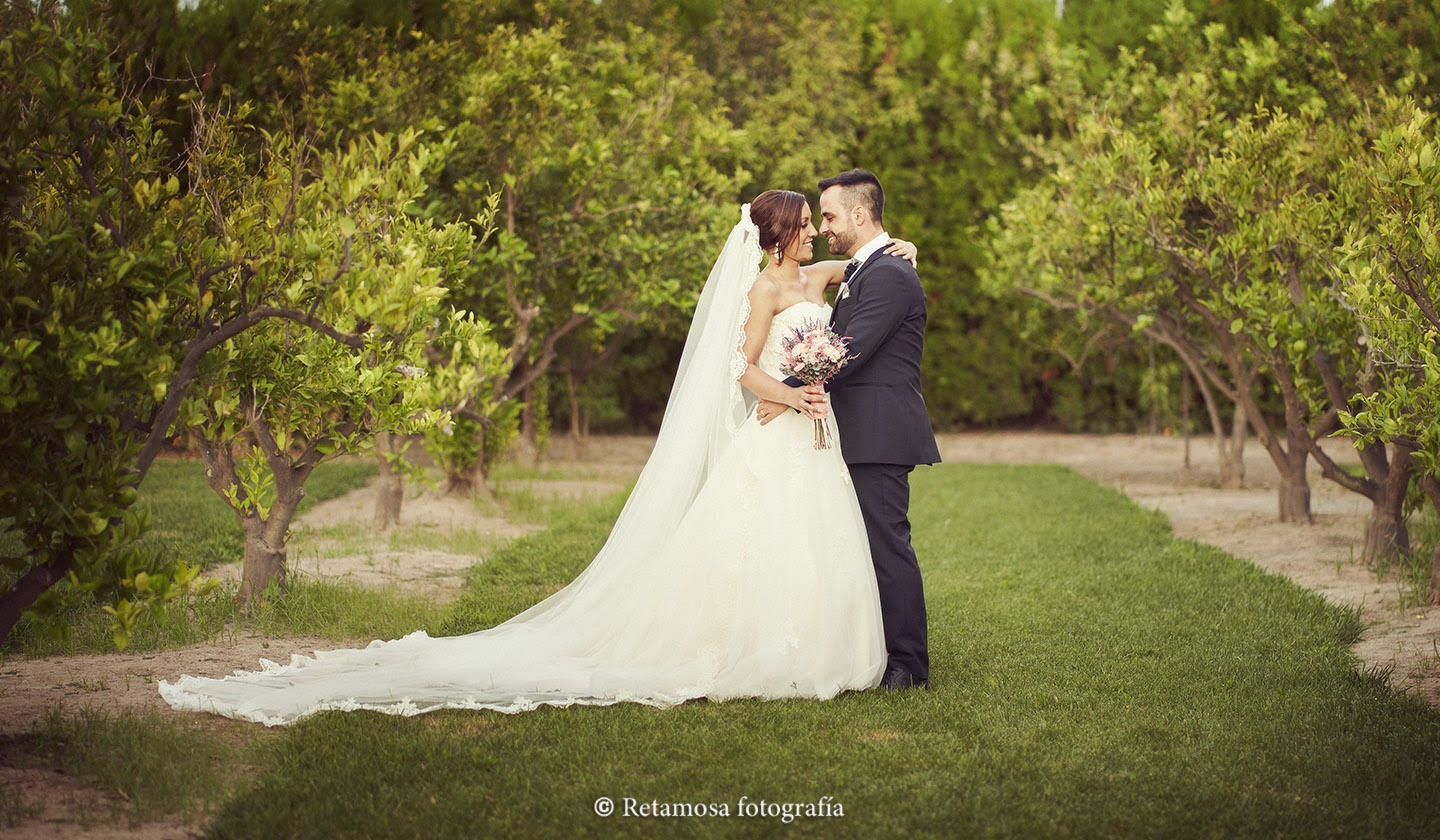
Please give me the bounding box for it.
[846,251,884,293]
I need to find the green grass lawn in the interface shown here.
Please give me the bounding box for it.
[159,463,1440,839]
[2,457,384,656]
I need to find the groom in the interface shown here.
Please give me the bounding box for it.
[761,169,941,689]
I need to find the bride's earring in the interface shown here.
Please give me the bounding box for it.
[773,247,783,265]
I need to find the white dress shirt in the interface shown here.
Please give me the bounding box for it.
[851,231,891,266]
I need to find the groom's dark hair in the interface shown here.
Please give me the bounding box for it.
[819,169,884,224]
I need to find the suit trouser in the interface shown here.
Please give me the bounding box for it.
[848,462,928,681]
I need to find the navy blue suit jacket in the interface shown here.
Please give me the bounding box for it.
[791,251,941,467]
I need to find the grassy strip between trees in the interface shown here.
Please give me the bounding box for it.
[8,464,1440,836]
[127,462,1438,839]
[2,458,390,656]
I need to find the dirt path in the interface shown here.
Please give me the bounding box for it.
[202,486,542,603]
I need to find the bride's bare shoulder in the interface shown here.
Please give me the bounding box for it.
[747,274,783,313]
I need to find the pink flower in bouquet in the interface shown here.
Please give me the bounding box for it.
[779,319,852,385]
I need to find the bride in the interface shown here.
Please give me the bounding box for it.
[159,191,917,725]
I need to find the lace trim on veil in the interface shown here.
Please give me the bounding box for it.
[728,204,761,432]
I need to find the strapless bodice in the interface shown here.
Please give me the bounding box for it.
[758,301,832,380]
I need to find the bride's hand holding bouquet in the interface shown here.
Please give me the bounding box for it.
[780,319,854,449]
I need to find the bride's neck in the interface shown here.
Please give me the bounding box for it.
[761,260,801,282]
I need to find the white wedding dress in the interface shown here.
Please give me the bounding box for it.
[159,209,884,726]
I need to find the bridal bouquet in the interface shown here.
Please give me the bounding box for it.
[779,319,854,450]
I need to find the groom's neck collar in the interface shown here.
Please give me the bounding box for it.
[852,230,891,265]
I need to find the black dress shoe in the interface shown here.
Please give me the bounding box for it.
[880,667,929,690]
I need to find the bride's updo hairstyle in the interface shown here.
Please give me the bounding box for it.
[749,189,808,265]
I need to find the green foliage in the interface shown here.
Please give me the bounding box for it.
[0,8,219,647]
[668,0,866,194]
[1338,102,1440,474]
[985,1,1409,478]
[419,311,517,488]
[1,4,495,642]
[851,2,1088,426]
[10,0,1440,658]
[1056,0,1314,73]
[303,11,741,420]
[171,124,500,593]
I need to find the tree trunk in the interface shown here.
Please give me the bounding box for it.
[444,462,479,496]
[564,369,593,459]
[566,370,582,450]
[239,515,287,602]
[238,482,305,602]
[1423,475,1440,605]
[1213,426,1234,487]
[1277,444,1312,524]
[577,404,590,459]
[1181,372,1192,472]
[519,378,536,443]
[0,552,76,645]
[1147,352,1159,437]
[1429,540,1440,608]
[1218,403,1247,490]
[373,433,404,530]
[513,379,541,467]
[445,456,493,500]
[1362,444,1414,567]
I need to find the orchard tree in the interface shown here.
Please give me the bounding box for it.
[306,15,739,447]
[988,103,1260,490]
[1029,103,1402,529]
[175,128,495,601]
[0,8,506,641]
[1340,102,1440,597]
[0,10,214,646]
[990,4,1417,550]
[418,311,517,498]
[445,22,738,443]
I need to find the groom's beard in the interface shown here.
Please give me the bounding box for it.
[826,231,857,257]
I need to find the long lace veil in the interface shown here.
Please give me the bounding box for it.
[484,204,762,627]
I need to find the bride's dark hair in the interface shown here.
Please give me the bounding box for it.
[749,189,807,265]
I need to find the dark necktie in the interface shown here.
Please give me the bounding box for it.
[833,260,860,327]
